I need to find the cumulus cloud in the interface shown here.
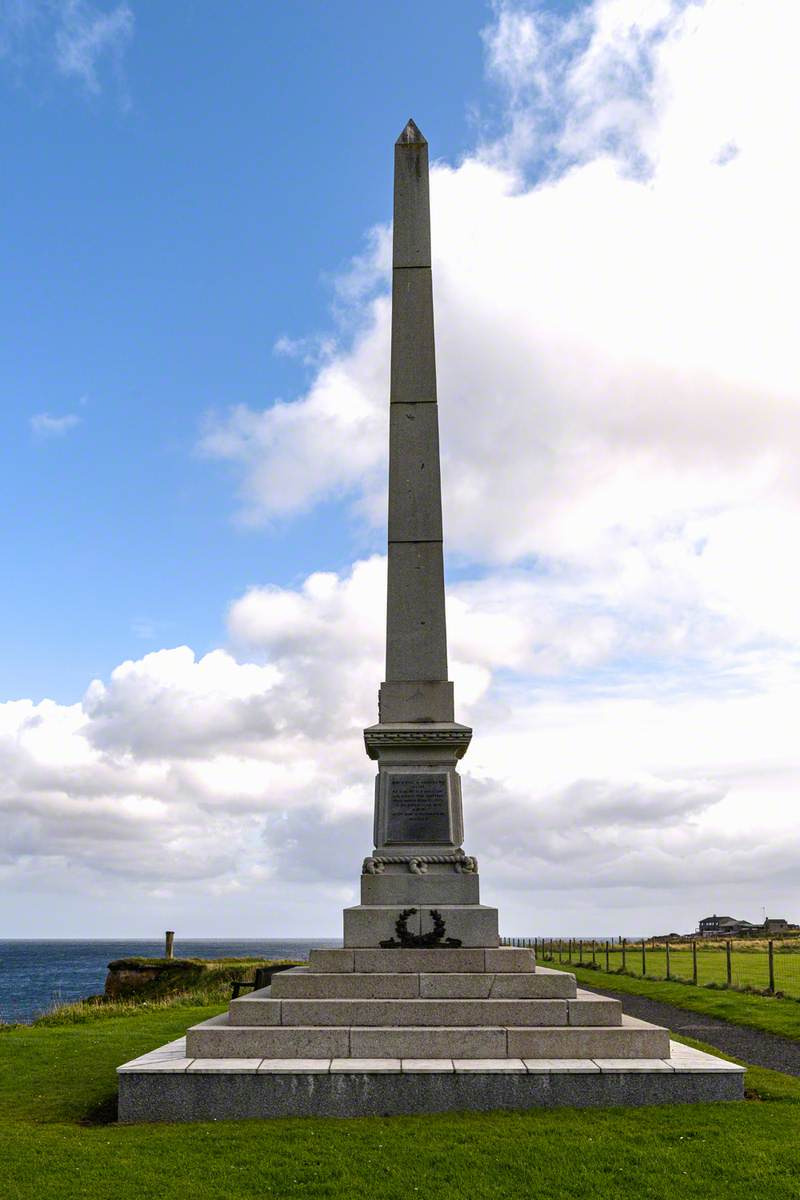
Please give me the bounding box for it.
[3,553,799,934]
[200,1,800,655]
[30,412,81,438]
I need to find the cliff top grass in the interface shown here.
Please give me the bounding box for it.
[1,957,301,1029]
[107,956,289,969]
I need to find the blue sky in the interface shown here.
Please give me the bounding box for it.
[1,0,501,703]
[2,1,799,938]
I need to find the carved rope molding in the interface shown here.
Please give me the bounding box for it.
[362,853,478,876]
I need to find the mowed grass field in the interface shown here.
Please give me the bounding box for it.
[3,1002,800,1200]
[546,944,800,997]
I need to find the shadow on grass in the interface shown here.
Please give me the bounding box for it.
[79,1091,118,1126]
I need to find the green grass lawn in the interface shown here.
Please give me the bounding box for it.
[2,1003,800,1200]
[548,945,800,997]
[560,961,800,1040]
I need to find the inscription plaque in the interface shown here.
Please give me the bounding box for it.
[386,773,450,843]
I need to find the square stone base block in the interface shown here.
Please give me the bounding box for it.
[342,905,499,948]
[117,1039,744,1123]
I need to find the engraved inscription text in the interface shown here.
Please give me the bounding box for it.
[386,774,450,843]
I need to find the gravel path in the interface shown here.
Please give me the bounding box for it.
[594,985,800,1077]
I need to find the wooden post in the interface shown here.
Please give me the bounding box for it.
[165,930,175,960]
[559,938,563,962]
[592,939,596,966]
[569,938,574,961]
[621,937,627,972]
[692,939,698,985]
[579,939,583,963]
[641,939,646,977]
[726,940,732,986]
[666,939,671,980]
[769,940,775,993]
[605,940,610,972]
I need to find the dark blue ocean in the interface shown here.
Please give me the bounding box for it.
[0,939,342,1025]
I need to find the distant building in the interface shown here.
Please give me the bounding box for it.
[698,914,757,937]
[698,913,799,937]
[762,917,799,934]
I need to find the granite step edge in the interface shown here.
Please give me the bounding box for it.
[227,995,619,1028]
[119,1037,745,1076]
[185,1014,669,1060]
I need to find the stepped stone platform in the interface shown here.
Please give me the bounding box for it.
[118,951,744,1121]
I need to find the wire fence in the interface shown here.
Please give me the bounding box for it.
[500,936,800,999]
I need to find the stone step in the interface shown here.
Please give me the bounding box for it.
[228,992,619,1028]
[231,997,574,1028]
[270,967,577,1000]
[186,1012,666,1061]
[308,946,536,974]
[506,1016,670,1062]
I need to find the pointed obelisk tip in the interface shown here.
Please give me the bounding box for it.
[396,118,427,146]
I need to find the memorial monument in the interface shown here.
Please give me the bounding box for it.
[117,123,744,1120]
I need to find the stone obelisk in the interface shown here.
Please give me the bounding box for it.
[349,120,496,947]
[119,122,739,1122]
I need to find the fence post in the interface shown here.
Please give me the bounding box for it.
[666,939,671,980]
[592,939,596,966]
[769,940,775,993]
[726,940,732,986]
[579,939,583,963]
[164,930,175,959]
[559,938,563,962]
[641,939,646,977]
[692,940,698,985]
[622,938,627,972]
[569,938,574,961]
[605,940,610,971]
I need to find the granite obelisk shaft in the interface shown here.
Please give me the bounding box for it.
[379,119,454,725]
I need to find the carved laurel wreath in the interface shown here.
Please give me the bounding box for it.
[379,908,463,949]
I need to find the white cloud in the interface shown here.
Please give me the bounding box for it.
[54,0,133,93]
[30,412,81,437]
[4,1,800,935]
[0,1,133,96]
[200,2,800,632]
[2,554,799,935]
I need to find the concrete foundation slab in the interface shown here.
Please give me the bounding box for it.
[256,1060,331,1073]
[402,1059,455,1072]
[117,1039,745,1123]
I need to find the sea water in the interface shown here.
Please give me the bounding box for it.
[0,939,341,1024]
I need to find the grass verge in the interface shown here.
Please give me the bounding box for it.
[23,958,300,1026]
[560,961,800,1039]
[2,1003,800,1200]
